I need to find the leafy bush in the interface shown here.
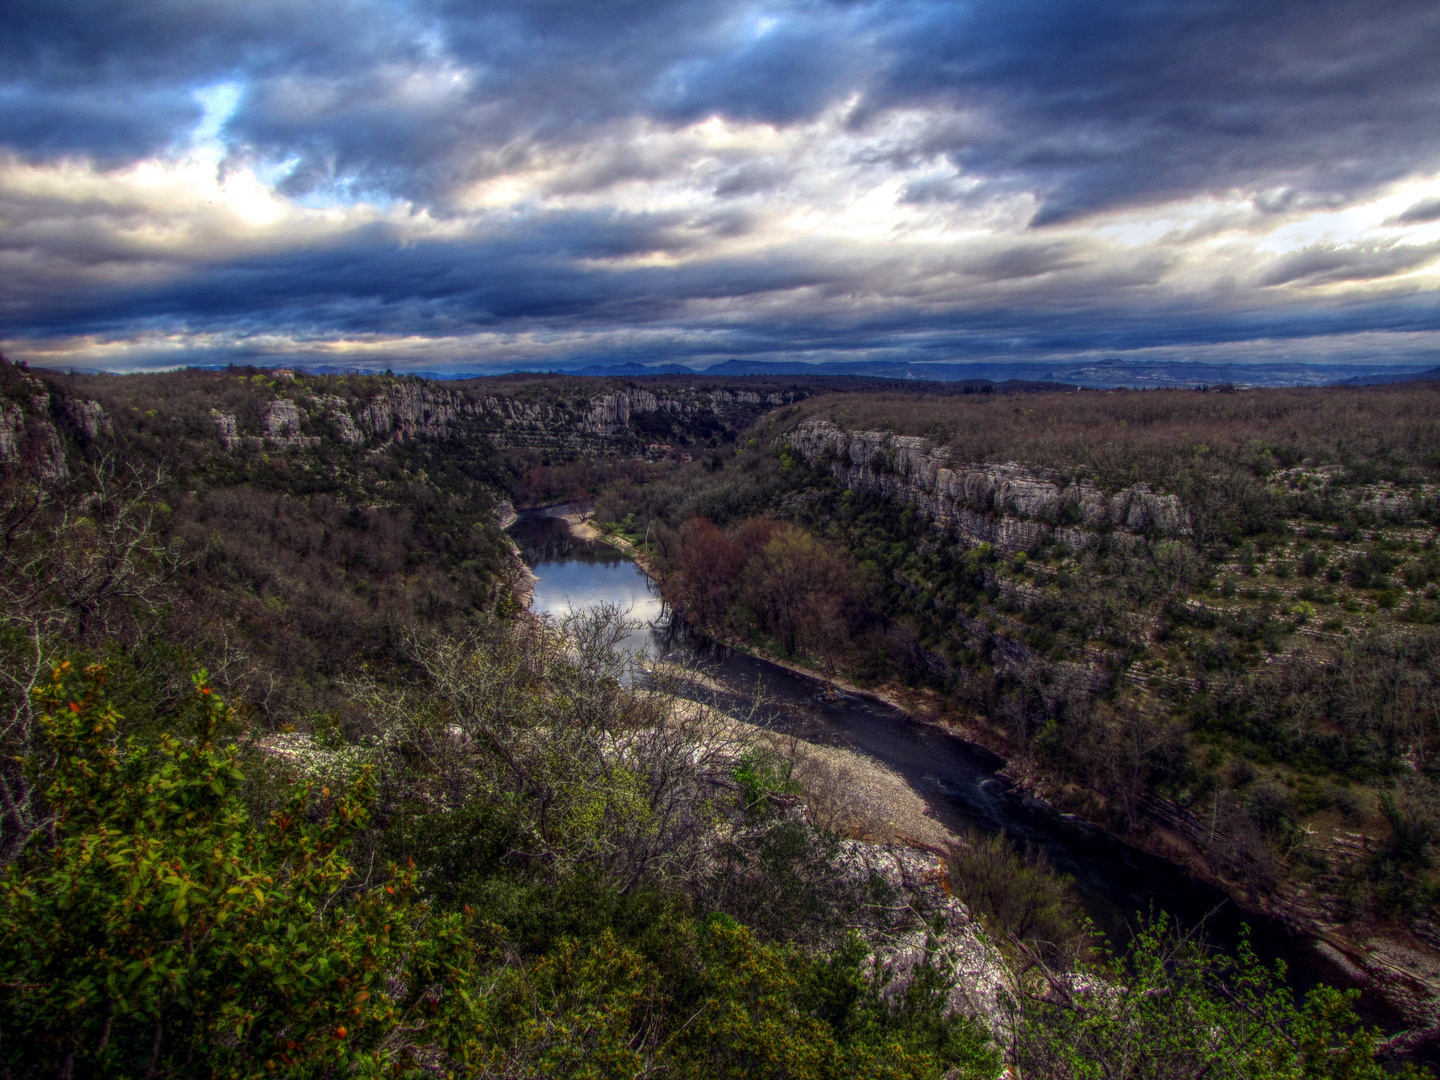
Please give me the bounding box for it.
[0,664,473,1078]
[1009,917,1422,1080]
[945,832,1089,966]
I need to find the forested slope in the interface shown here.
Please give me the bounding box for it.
[0,361,808,717]
[607,384,1440,1032]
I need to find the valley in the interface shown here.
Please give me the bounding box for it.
[1,355,1436,1074]
[594,383,1440,1041]
[511,506,1392,1020]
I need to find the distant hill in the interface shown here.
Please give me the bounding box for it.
[571,362,697,376]
[1329,365,1440,387]
[167,357,1440,389]
[688,358,1440,389]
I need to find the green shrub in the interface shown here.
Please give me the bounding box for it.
[0,664,473,1078]
[945,832,1088,966]
[1011,916,1423,1080]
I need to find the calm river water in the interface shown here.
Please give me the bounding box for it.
[510,506,1400,1027]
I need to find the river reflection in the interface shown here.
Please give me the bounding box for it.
[509,505,1402,1031]
[510,507,664,654]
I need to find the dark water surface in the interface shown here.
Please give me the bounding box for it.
[510,507,1403,1029]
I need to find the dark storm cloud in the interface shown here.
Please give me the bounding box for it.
[0,0,433,166]
[1260,242,1440,288]
[4,0,861,201]
[7,209,1432,364]
[1395,198,1440,226]
[7,213,830,341]
[0,85,202,163]
[962,241,1086,283]
[868,0,1440,223]
[224,1,883,202]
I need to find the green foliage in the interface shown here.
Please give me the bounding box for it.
[1011,916,1425,1080]
[468,931,657,1078]
[462,920,1000,1080]
[945,832,1089,966]
[0,664,473,1078]
[733,745,802,817]
[0,657,1004,1079]
[661,923,998,1080]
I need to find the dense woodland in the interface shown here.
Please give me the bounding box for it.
[0,356,1431,1076]
[607,386,1440,935]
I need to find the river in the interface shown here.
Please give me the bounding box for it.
[510,505,1402,1028]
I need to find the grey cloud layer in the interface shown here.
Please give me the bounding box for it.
[4,0,1440,367]
[874,0,1440,221]
[13,0,1439,210]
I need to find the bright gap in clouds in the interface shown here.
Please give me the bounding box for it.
[191,83,243,152]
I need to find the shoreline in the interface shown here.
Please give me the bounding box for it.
[715,628,1440,1035]
[547,509,1440,1038]
[562,511,659,577]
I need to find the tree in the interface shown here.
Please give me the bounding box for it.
[744,524,856,661]
[671,516,744,630]
[0,460,183,862]
[0,458,181,644]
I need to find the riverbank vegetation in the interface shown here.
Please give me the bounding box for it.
[0,356,1432,1073]
[602,385,1440,978]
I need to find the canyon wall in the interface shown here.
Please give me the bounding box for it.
[207,382,800,457]
[786,418,1190,554]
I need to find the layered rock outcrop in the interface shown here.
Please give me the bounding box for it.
[0,405,24,462]
[314,395,365,444]
[212,411,241,450]
[787,419,1191,554]
[1,394,70,480]
[62,399,111,440]
[208,381,800,456]
[262,399,320,449]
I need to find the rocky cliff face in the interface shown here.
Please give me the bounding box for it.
[787,419,1191,553]
[7,405,68,480]
[3,372,802,508]
[837,838,1009,1033]
[202,381,799,457]
[577,388,790,436]
[0,378,110,481]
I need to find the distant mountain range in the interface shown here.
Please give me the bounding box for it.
[173,358,1440,389]
[570,362,698,377]
[672,358,1440,388]
[1328,365,1440,387]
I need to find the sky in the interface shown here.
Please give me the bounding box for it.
[3,0,1440,374]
